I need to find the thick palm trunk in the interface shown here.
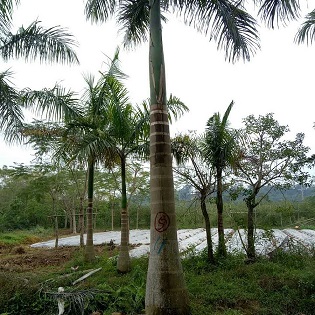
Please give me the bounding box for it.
[84,159,95,262]
[117,156,131,273]
[216,168,227,258]
[145,1,190,313]
[200,195,215,264]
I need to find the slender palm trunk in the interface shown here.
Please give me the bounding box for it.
[200,195,215,264]
[79,196,85,247]
[145,0,190,313]
[54,215,59,248]
[84,159,95,262]
[246,195,256,261]
[216,168,227,258]
[72,207,77,234]
[117,156,131,273]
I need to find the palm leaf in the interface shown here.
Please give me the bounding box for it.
[20,85,82,122]
[0,69,24,142]
[0,0,18,32]
[100,47,127,80]
[167,94,189,123]
[221,100,234,129]
[295,9,315,45]
[176,0,260,62]
[141,94,189,124]
[85,0,117,23]
[0,20,79,64]
[255,0,300,28]
[118,0,150,48]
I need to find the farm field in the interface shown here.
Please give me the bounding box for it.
[31,228,315,257]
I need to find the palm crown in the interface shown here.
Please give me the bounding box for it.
[0,0,79,143]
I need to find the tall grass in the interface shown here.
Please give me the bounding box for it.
[1,247,314,315]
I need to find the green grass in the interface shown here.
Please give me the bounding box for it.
[0,226,314,314]
[0,230,41,247]
[1,244,314,315]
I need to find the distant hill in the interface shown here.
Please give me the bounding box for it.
[176,185,315,202]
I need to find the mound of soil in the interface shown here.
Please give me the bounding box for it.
[0,245,106,272]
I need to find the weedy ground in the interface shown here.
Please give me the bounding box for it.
[0,229,314,315]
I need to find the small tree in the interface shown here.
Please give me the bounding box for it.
[202,101,240,258]
[172,132,216,264]
[235,113,310,261]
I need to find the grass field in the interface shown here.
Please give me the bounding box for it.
[0,229,314,315]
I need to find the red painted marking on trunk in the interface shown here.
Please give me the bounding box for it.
[154,212,170,232]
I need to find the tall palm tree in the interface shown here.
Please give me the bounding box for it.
[108,91,187,273]
[84,0,301,313]
[102,77,150,272]
[202,101,239,258]
[22,51,124,262]
[0,0,79,142]
[59,58,125,262]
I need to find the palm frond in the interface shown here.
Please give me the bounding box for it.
[203,101,239,167]
[99,47,127,82]
[255,0,301,28]
[0,0,18,32]
[22,120,65,159]
[135,102,150,140]
[141,94,189,124]
[20,85,82,122]
[295,9,315,45]
[221,100,234,129]
[177,0,260,62]
[118,0,150,48]
[167,94,189,124]
[85,0,117,23]
[0,69,24,143]
[0,20,79,64]
[172,133,197,165]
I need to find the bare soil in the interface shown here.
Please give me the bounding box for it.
[0,243,109,272]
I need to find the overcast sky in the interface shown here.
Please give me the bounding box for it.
[1,0,315,167]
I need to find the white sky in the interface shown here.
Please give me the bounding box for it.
[1,0,315,167]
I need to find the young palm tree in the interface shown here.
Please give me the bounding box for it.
[22,51,124,261]
[202,101,239,258]
[59,66,124,262]
[102,77,150,272]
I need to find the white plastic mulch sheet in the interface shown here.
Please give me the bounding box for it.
[31,228,315,258]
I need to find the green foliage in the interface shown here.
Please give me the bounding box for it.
[0,230,41,247]
[183,251,315,315]
[0,237,314,315]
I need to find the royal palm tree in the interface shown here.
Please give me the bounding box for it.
[60,57,125,262]
[22,51,124,261]
[84,0,301,313]
[202,101,240,258]
[109,93,188,273]
[102,77,149,272]
[0,0,78,142]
